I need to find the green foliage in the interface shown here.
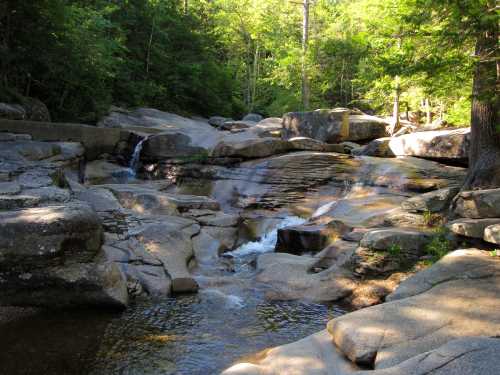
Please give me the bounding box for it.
[387,244,402,258]
[0,0,486,125]
[424,227,453,262]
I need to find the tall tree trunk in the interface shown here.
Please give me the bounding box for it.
[184,0,188,14]
[424,98,432,124]
[250,44,260,111]
[389,77,401,135]
[301,0,310,110]
[463,14,500,190]
[146,16,155,76]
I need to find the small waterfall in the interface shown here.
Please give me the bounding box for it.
[127,137,148,177]
[229,216,306,257]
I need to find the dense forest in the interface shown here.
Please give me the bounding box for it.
[0,0,491,125]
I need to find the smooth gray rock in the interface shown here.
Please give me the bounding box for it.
[282,109,350,143]
[358,337,500,375]
[484,224,500,245]
[256,252,357,302]
[454,188,500,218]
[447,218,500,239]
[401,187,459,213]
[222,330,360,375]
[360,228,432,254]
[118,263,171,298]
[242,113,263,122]
[363,128,470,161]
[23,186,71,203]
[84,160,132,184]
[328,249,500,368]
[103,184,219,214]
[131,216,200,293]
[276,220,352,254]
[0,260,128,309]
[0,181,21,195]
[0,194,41,210]
[211,137,291,159]
[0,203,103,271]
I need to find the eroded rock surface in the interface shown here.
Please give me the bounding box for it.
[327,249,500,369]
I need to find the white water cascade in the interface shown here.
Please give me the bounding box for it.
[127,137,148,177]
[229,216,307,257]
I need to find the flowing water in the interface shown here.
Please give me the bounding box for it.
[0,154,433,375]
[0,214,347,375]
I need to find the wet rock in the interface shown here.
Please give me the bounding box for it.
[0,203,103,271]
[131,216,200,293]
[103,184,219,215]
[84,160,132,184]
[118,263,171,298]
[484,224,500,245]
[0,194,41,210]
[103,238,162,265]
[184,209,240,227]
[257,252,357,302]
[192,226,239,264]
[454,188,500,218]
[275,220,352,254]
[401,186,459,213]
[328,249,500,368]
[447,218,500,239]
[360,228,432,254]
[0,260,128,309]
[0,181,21,195]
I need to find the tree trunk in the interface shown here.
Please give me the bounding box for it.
[250,44,260,111]
[301,0,310,110]
[389,78,401,135]
[425,98,432,124]
[463,16,500,190]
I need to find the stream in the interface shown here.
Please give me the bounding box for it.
[0,150,463,375]
[0,214,348,375]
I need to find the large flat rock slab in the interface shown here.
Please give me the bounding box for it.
[358,129,470,162]
[222,330,361,375]
[0,260,128,309]
[102,184,220,215]
[327,249,500,369]
[0,203,103,271]
[256,252,357,302]
[359,337,500,375]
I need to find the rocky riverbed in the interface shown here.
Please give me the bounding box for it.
[0,107,498,375]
